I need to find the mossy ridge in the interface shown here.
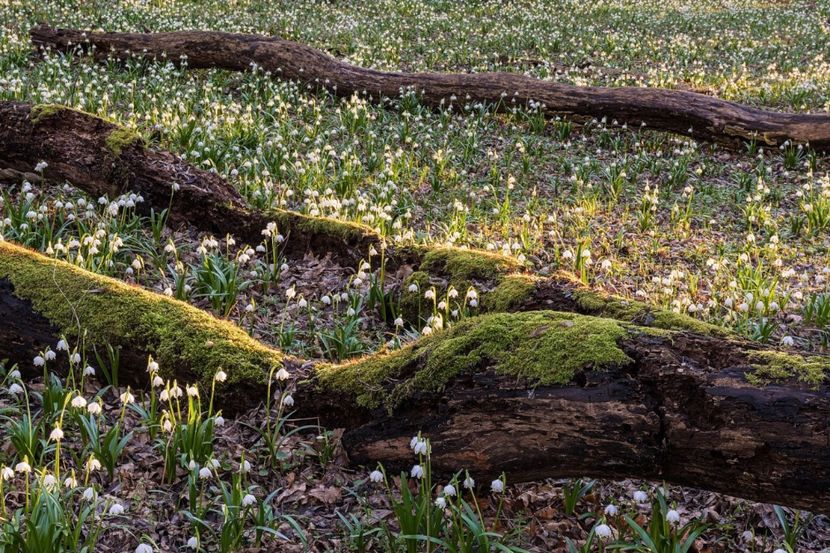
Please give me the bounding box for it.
[482,274,536,312]
[0,241,281,390]
[316,310,634,412]
[574,289,728,336]
[30,103,117,126]
[748,351,828,387]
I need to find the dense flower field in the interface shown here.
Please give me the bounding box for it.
[0,0,829,551]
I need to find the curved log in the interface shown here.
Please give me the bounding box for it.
[30,25,830,151]
[0,240,828,512]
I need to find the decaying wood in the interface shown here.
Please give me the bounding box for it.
[30,25,830,151]
[1,241,828,512]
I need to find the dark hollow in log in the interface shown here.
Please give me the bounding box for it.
[30,25,830,151]
[1,241,828,512]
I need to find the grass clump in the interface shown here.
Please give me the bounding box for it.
[316,310,633,411]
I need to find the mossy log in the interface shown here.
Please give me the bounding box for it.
[30,25,830,151]
[1,240,829,512]
[0,101,380,266]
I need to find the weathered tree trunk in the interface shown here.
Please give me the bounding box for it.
[30,25,830,151]
[1,240,828,512]
[0,102,381,266]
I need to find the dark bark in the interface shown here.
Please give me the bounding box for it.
[30,25,830,151]
[300,332,830,514]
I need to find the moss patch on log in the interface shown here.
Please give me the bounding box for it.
[574,289,728,336]
[748,351,828,387]
[482,274,536,311]
[270,209,377,246]
[316,310,634,411]
[419,247,519,282]
[105,127,143,155]
[0,241,280,390]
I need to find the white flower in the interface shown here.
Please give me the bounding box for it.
[490,479,504,493]
[424,289,436,300]
[408,283,418,293]
[394,317,404,327]
[186,385,199,397]
[463,476,475,489]
[595,523,613,540]
[7,369,20,380]
[633,490,648,503]
[152,375,164,387]
[443,484,456,496]
[369,470,383,483]
[275,367,290,381]
[666,510,681,525]
[435,496,447,509]
[70,353,81,365]
[281,394,294,407]
[108,503,125,515]
[120,391,135,404]
[56,339,68,351]
[8,383,23,395]
[242,493,257,507]
[198,467,212,479]
[214,415,225,427]
[604,504,618,516]
[82,487,96,501]
[321,294,331,305]
[1,467,13,480]
[413,439,428,456]
[148,360,159,373]
[410,464,424,479]
[45,351,56,361]
[42,474,57,490]
[34,161,48,172]
[240,460,251,473]
[71,395,87,408]
[33,355,45,367]
[64,476,77,488]
[87,402,102,415]
[215,369,227,382]
[49,426,64,441]
[781,336,794,347]
[187,537,199,550]
[87,457,102,472]
[83,365,96,376]
[15,460,31,473]
[136,544,153,553]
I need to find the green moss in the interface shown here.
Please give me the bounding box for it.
[574,290,728,336]
[748,351,828,387]
[483,274,536,311]
[105,127,142,155]
[30,103,115,125]
[0,242,280,391]
[420,247,518,283]
[270,209,376,245]
[316,311,634,411]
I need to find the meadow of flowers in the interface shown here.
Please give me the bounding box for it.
[0,0,829,551]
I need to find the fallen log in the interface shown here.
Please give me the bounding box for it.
[1,240,828,512]
[30,25,830,151]
[0,100,737,339]
[0,101,380,266]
